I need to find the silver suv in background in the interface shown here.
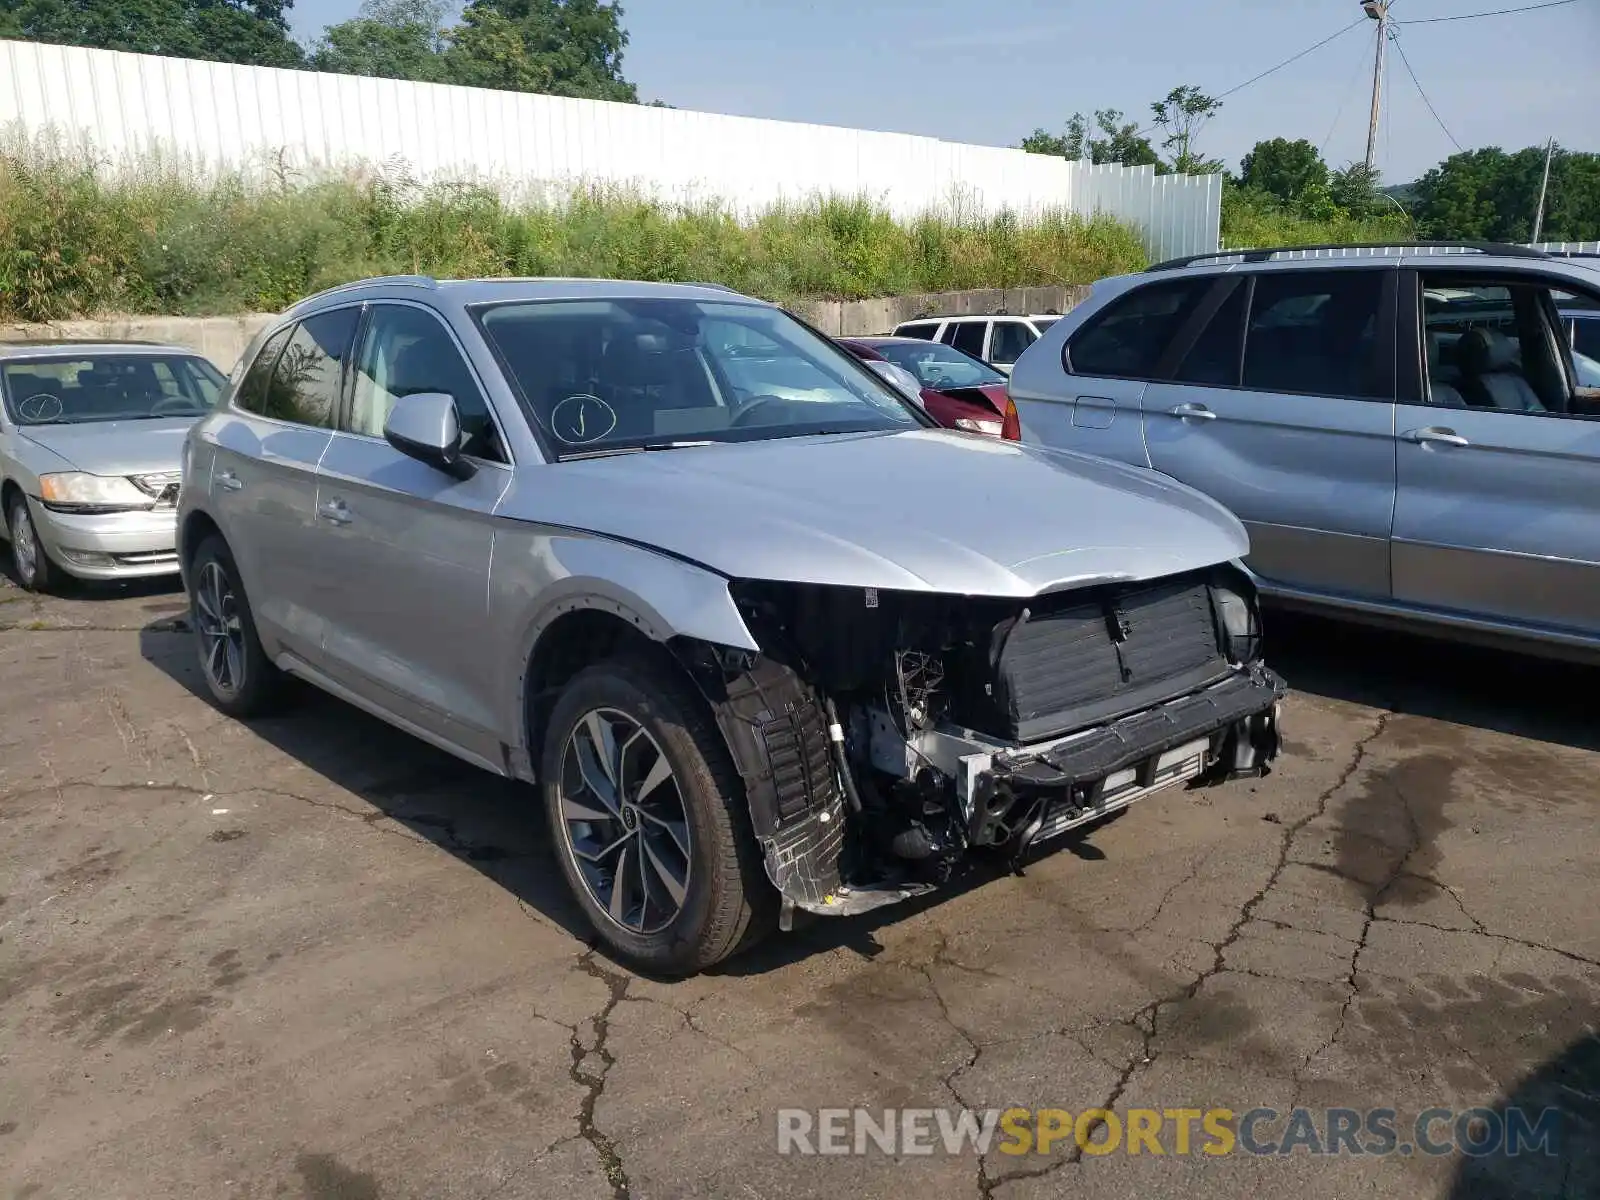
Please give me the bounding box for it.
[1008,242,1600,662]
[177,275,1284,975]
[0,341,226,590]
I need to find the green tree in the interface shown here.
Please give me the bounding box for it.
[445,0,637,101]
[1413,145,1600,242]
[1,0,304,66]
[1020,110,1158,169]
[1329,161,1386,220]
[310,0,450,81]
[1150,84,1222,174]
[1239,138,1328,205]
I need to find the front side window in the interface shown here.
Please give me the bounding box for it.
[349,305,504,461]
[1242,270,1386,399]
[949,321,988,359]
[988,321,1036,365]
[872,340,1006,389]
[247,309,358,428]
[1,354,227,426]
[1422,275,1596,416]
[1068,278,1210,379]
[475,298,920,457]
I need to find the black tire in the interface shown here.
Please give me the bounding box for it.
[7,493,58,593]
[187,535,287,718]
[541,656,776,975]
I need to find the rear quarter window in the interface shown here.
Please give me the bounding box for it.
[1067,278,1211,379]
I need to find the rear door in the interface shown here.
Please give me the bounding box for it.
[946,320,990,364]
[1142,265,1398,599]
[1391,268,1600,637]
[204,307,359,664]
[1010,274,1216,470]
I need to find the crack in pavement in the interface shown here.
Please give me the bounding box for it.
[571,947,633,1200]
[991,709,1396,1194]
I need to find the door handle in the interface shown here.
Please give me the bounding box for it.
[316,498,353,526]
[1170,403,1218,421]
[215,469,243,492]
[1406,427,1470,448]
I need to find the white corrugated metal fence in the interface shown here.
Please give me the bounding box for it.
[0,38,1221,260]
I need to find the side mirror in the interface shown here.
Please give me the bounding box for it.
[384,391,476,480]
[866,360,925,405]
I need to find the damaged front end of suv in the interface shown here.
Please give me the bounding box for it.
[673,563,1285,929]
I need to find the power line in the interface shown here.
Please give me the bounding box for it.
[1214,16,1370,102]
[1398,0,1581,24]
[1136,16,1368,139]
[1394,36,1464,151]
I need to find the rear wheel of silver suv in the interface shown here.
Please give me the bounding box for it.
[541,657,775,975]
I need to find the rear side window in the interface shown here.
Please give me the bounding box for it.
[895,323,938,341]
[950,321,988,359]
[249,309,360,428]
[989,321,1036,365]
[1242,270,1387,399]
[1173,283,1248,386]
[1068,279,1209,379]
[235,326,291,414]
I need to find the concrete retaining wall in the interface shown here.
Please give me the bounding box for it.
[3,284,1093,370]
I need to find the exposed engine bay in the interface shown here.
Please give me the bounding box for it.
[672,565,1285,926]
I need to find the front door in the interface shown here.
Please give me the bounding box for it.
[313,302,513,765]
[1392,270,1600,636]
[206,308,359,665]
[1143,267,1398,599]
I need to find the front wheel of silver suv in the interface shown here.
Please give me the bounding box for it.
[541,657,775,975]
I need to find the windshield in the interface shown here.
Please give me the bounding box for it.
[1,354,225,426]
[475,299,922,457]
[871,340,1006,389]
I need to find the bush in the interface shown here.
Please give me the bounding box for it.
[1221,182,1411,250]
[0,136,1150,321]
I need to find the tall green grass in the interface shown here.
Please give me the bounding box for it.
[0,137,1149,321]
[1220,185,1412,251]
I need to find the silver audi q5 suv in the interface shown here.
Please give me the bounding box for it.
[177,276,1285,974]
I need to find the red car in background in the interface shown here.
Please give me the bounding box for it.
[838,336,1019,439]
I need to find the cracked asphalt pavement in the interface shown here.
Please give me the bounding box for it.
[2,573,1596,1200]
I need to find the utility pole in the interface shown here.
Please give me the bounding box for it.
[1532,137,1555,244]
[1362,1,1389,174]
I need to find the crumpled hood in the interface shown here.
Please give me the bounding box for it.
[513,429,1248,596]
[20,419,194,477]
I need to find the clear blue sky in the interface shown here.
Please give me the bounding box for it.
[286,0,1600,184]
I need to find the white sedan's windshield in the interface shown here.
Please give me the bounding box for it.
[476,299,920,456]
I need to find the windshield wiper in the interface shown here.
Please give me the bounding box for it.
[559,440,717,461]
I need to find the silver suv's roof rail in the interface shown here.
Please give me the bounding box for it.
[1147,242,1548,272]
[296,274,441,304]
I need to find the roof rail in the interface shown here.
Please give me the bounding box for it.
[682,281,738,293]
[296,274,440,304]
[1147,241,1548,272]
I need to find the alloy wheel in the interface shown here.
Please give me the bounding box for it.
[10,504,38,586]
[194,560,246,696]
[558,708,692,935]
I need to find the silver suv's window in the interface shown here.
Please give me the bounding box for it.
[238,309,358,428]
[1068,278,1209,379]
[475,298,919,457]
[1,354,225,425]
[1241,271,1386,399]
[349,304,506,461]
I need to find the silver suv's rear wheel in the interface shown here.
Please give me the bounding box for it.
[541,656,775,975]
